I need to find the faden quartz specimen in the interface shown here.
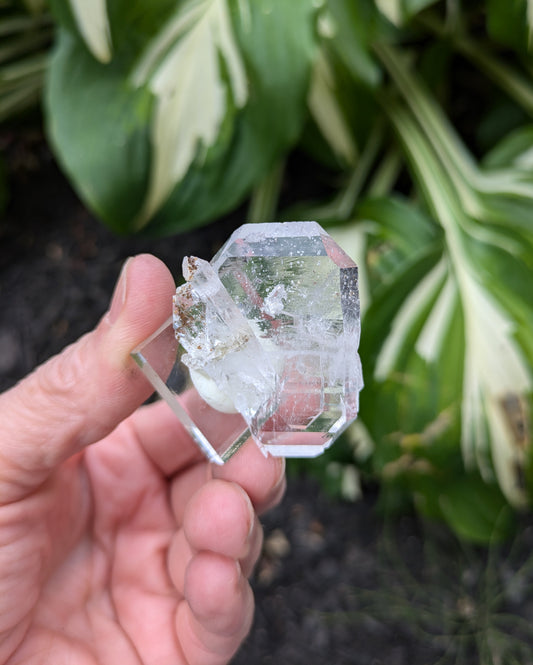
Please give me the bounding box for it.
[132,222,363,464]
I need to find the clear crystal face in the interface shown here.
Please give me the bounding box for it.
[131,221,363,463]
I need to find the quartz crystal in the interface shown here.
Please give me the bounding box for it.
[132,221,363,463]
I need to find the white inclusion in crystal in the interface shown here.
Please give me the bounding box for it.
[188,367,238,414]
[262,284,287,317]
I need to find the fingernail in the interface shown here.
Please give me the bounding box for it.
[273,458,286,491]
[245,493,255,542]
[107,257,133,325]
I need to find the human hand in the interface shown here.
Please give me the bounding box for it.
[0,255,285,665]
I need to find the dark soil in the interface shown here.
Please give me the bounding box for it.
[3,134,533,665]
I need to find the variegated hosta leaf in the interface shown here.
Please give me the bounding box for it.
[131,0,248,228]
[355,129,533,514]
[352,194,533,513]
[68,0,111,63]
[459,255,531,506]
[46,0,317,234]
[361,45,533,515]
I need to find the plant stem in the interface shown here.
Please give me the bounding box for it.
[366,147,402,198]
[0,28,53,65]
[333,119,384,219]
[375,42,482,217]
[0,76,43,120]
[0,52,48,81]
[420,13,533,118]
[247,159,284,223]
[0,13,52,37]
[298,119,385,224]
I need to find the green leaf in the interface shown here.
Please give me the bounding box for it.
[487,0,533,54]
[324,0,388,87]
[483,124,533,170]
[45,0,317,235]
[45,31,153,231]
[357,195,438,276]
[476,98,528,155]
[146,0,317,235]
[438,474,514,544]
[403,0,440,19]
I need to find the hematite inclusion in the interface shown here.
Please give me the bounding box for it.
[132,221,363,463]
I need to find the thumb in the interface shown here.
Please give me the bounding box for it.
[0,254,175,502]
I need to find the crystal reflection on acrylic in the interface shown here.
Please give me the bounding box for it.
[131,222,363,464]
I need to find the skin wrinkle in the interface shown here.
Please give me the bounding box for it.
[176,600,226,665]
[113,420,255,664]
[177,579,252,665]
[8,626,106,665]
[86,421,182,664]
[88,588,145,665]
[33,497,140,665]
[5,337,94,469]
[0,495,65,661]
[1,460,91,645]
[185,554,243,628]
[0,620,33,665]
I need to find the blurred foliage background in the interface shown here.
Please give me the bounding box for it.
[1,0,533,543]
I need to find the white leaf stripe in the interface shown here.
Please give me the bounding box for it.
[374,0,402,25]
[374,257,447,381]
[131,0,207,85]
[415,270,457,363]
[68,0,112,63]
[458,260,532,505]
[308,51,357,166]
[133,0,249,229]
[526,0,533,50]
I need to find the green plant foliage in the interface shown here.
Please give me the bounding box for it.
[325,0,390,87]
[46,33,154,227]
[486,0,533,54]
[45,0,318,234]
[0,0,52,123]
[299,2,533,542]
